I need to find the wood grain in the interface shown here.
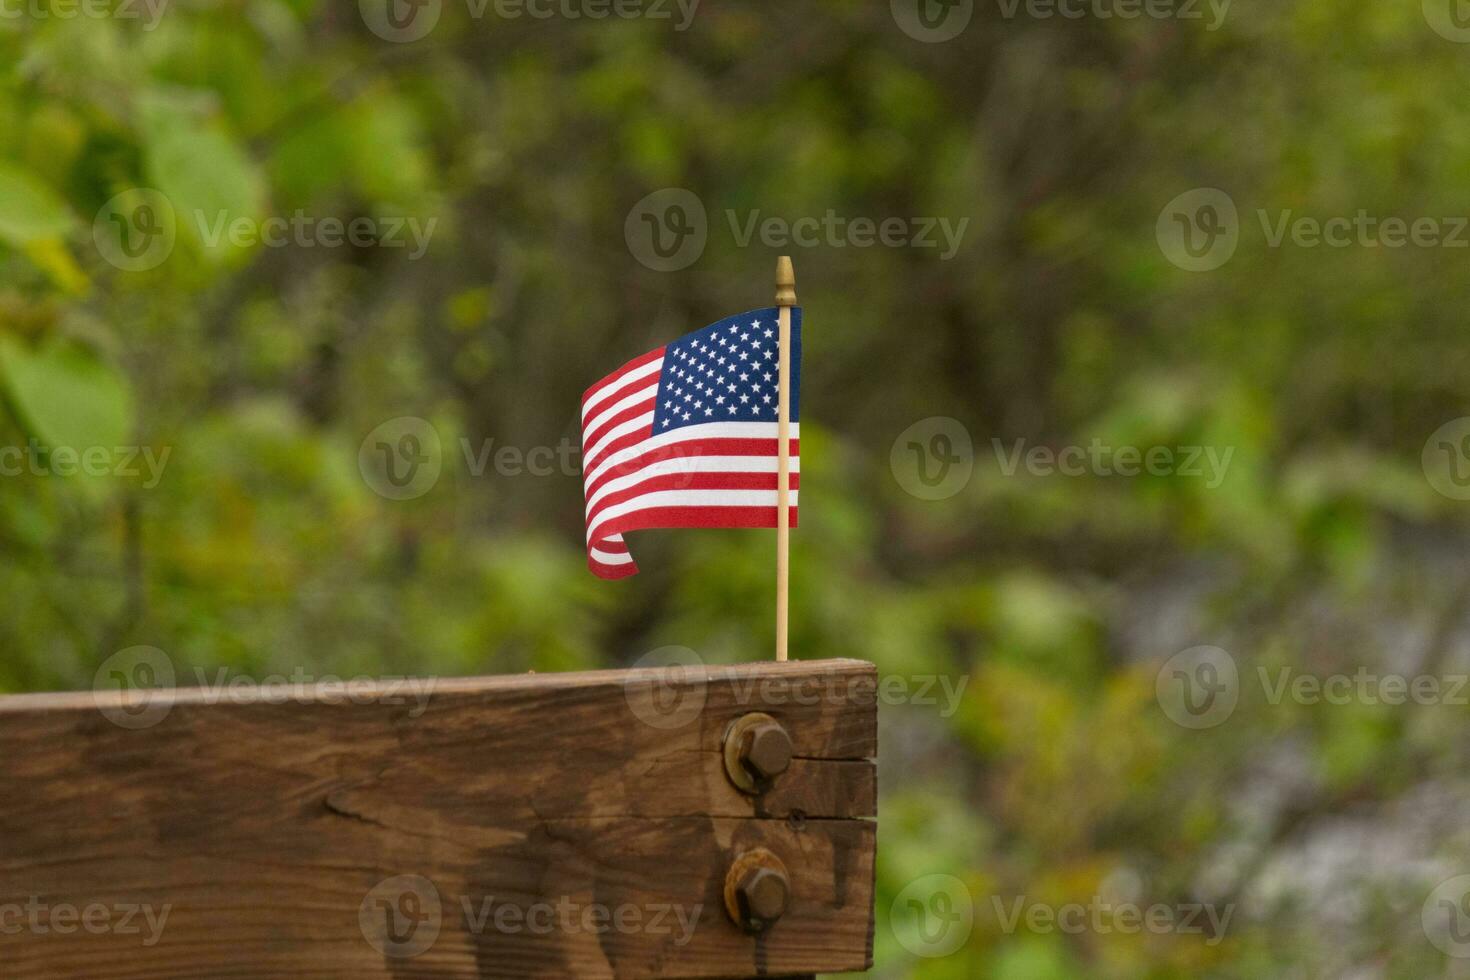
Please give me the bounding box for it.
[0,658,877,978]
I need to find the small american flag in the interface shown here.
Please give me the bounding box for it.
[581,306,801,579]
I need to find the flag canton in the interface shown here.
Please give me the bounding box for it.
[652,307,801,434]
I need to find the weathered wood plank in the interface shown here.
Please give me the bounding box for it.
[0,658,877,978]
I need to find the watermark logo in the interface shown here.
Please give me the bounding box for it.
[990,894,1232,944]
[0,0,169,30]
[361,0,698,40]
[1424,874,1470,957]
[891,417,975,501]
[94,193,437,269]
[1258,210,1470,250]
[993,0,1229,29]
[0,440,171,488]
[1423,417,1470,500]
[891,0,973,42]
[622,646,969,729]
[1424,0,1470,42]
[93,648,438,729]
[625,188,708,272]
[359,417,444,501]
[726,209,967,260]
[359,0,441,41]
[92,645,176,730]
[625,190,970,270]
[461,895,701,944]
[360,875,442,958]
[462,436,582,477]
[192,210,436,258]
[1155,645,1239,729]
[891,874,974,958]
[93,189,176,272]
[623,646,708,730]
[0,897,171,946]
[993,438,1233,487]
[1258,665,1470,707]
[1157,188,1238,272]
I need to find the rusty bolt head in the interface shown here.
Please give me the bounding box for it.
[724,713,792,794]
[737,867,789,928]
[724,849,791,933]
[740,721,792,782]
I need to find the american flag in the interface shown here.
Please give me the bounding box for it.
[581,306,801,579]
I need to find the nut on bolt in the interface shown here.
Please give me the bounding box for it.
[723,712,792,794]
[724,848,790,932]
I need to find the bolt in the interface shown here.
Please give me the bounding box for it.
[723,713,794,794]
[739,719,792,783]
[736,866,789,931]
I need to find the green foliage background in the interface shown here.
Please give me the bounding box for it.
[4,1,1470,976]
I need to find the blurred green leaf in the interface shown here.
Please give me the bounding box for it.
[0,163,73,247]
[0,336,132,450]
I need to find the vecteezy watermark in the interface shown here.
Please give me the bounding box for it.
[989,894,1233,945]
[184,666,436,716]
[92,645,177,730]
[891,875,974,958]
[359,0,699,43]
[360,875,443,958]
[0,440,171,488]
[358,874,701,959]
[1156,645,1470,730]
[993,438,1234,488]
[727,669,968,718]
[92,192,437,270]
[191,211,436,258]
[624,188,708,272]
[623,646,710,731]
[622,647,969,731]
[361,418,708,501]
[0,0,168,30]
[1257,210,1470,250]
[890,417,975,501]
[460,895,700,947]
[1258,666,1470,708]
[0,897,171,947]
[725,210,969,261]
[993,0,1229,29]
[1422,417,1470,500]
[1156,188,1240,272]
[1159,188,1470,271]
[460,437,582,478]
[93,189,177,272]
[1155,646,1240,729]
[624,189,970,272]
[893,0,1225,40]
[359,417,445,501]
[890,0,974,42]
[1424,0,1470,43]
[1423,874,1470,957]
[92,646,438,730]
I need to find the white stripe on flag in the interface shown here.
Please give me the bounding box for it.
[587,488,800,544]
[582,412,656,470]
[586,454,802,517]
[583,380,659,442]
[583,421,800,490]
[582,357,663,422]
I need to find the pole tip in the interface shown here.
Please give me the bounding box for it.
[775,255,796,306]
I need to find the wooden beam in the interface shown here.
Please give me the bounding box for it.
[0,658,877,978]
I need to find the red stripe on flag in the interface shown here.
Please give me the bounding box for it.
[581,347,664,410]
[588,472,802,525]
[584,437,801,500]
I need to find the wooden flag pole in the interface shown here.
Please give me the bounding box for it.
[775,256,795,662]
